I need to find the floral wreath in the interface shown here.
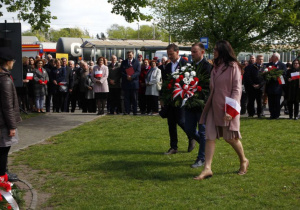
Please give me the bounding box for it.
[261,65,284,83]
[0,175,19,209]
[161,63,209,111]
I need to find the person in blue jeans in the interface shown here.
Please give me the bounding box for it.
[185,42,212,168]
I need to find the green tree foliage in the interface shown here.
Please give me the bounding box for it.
[22,29,47,42]
[154,0,300,53]
[109,0,300,53]
[49,27,91,42]
[107,24,168,41]
[107,0,152,22]
[0,0,56,31]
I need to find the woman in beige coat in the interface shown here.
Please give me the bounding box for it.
[194,40,249,180]
[92,57,109,115]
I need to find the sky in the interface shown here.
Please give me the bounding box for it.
[0,0,152,37]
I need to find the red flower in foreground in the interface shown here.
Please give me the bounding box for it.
[175,78,181,83]
[197,86,202,92]
[179,75,184,80]
[194,77,199,82]
[190,81,195,86]
[167,83,172,89]
[268,66,277,71]
[7,205,12,210]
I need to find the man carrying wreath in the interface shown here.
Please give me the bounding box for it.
[163,44,193,155]
[187,42,212,168]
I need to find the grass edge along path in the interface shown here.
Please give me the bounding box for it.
[10,116,300,209]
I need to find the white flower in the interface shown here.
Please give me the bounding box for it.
[181,67,186,71]
[191,71,196,76]
[173,75,179,79]
[183,78,190,84]
[264,68,268,72]
[184,72,190,78]
[187,63,191,66]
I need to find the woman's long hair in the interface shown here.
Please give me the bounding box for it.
[214,40,239,67]
[292,59,300,70]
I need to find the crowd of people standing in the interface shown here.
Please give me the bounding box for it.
[18,51,168,116]
[242,53,300,120]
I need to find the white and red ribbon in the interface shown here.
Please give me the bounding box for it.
[172,82,198,107]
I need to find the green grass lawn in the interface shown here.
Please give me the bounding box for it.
[11,116,300,209]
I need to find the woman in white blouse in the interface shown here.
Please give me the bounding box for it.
[145,60,162,115]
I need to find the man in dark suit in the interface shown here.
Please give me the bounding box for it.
[121,51,141,115]
[187,42,212,167]
[244,55,266,118]
[67,60,80,112]
[108,55,122,114]
[61,57,72,112]
[266,53,287,119]
[163,44,193,155]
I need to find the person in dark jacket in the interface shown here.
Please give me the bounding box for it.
[286,59,300,120]
[163,44,193,155]
[78,61,90,113]
[120,51,141,115]
[44,58,56,112]
[0,47,22,182]
[108,55,122,114]
[187,42,212,168]
[52,58,66,113]
[138,59,151,114]
[67,60,80,113]
[265,53,287,119]
[243,55,265,118]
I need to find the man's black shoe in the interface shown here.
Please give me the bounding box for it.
[7,172,19,182]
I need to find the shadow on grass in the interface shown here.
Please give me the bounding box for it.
[75,149,239,181]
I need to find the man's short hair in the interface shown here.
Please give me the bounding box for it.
[192,42,205,50]
[69,60,75,65]
[273,52,280,60]
[61,57,67,61]
[166,43,179,52]
[127,51,134,55]
[256,55,263,59]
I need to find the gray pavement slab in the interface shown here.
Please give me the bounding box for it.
[10,112,100,153]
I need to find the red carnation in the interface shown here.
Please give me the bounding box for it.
[176,78,181,83]
[197,86,202,92]
[170,79,174,84]
[179,75,184,80]
[194,77,199,82]
[167,83,172,89]
[7,205,12,210]
[190,81,195,86]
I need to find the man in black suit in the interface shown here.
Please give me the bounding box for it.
[67,60,80,112]
[163,44,193,155]
[266,53,287,119]
[120,51,141,115]
[61,57,72,112]
[244,55,266,118]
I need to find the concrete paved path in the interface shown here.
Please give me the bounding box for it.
[10,112,100,153]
